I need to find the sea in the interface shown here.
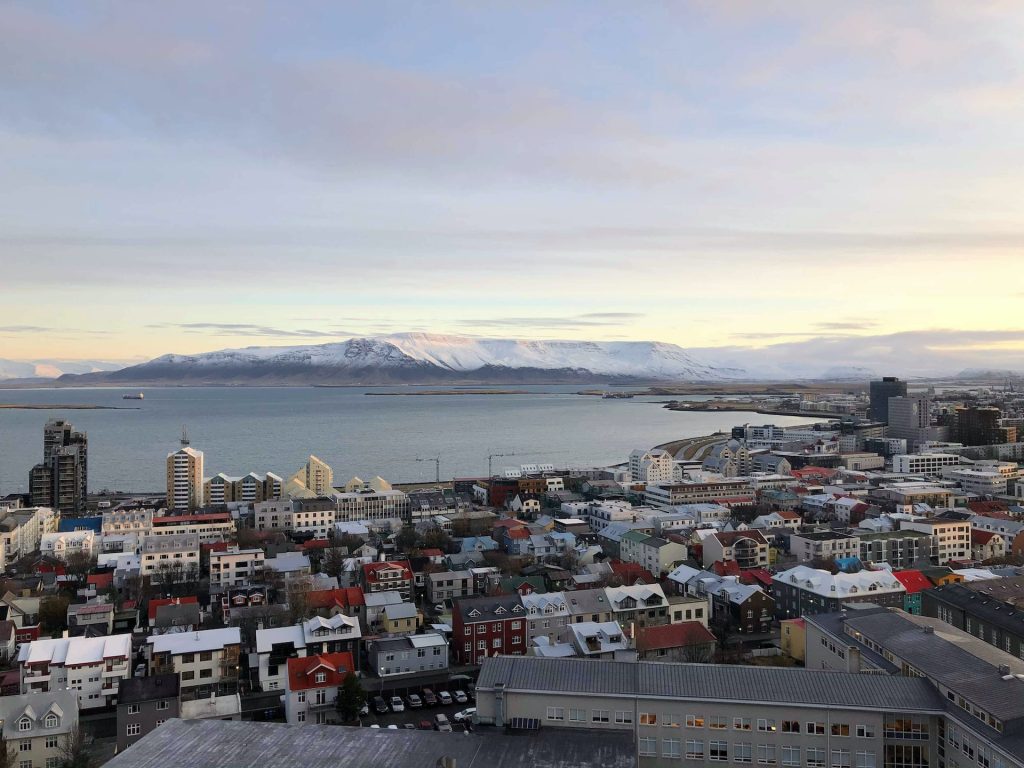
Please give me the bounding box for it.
[0,386,822,494]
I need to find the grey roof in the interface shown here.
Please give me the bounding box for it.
[117,674,180,705]
[455,593,525,623]
[102,718,634,768]
[477,656,946,713]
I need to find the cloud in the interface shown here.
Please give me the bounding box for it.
[815,320,877,331]
[146,323,349,339]
[0,325,52,333]
[459,313,644,330]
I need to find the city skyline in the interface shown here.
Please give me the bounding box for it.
[2,2,1023,367]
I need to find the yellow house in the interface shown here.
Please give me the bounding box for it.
[780,617,806,663]
[380,603,422,634]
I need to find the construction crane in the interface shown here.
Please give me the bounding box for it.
[416,456,441,483]
[487,451,515,478]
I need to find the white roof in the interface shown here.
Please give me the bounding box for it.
[363,591,404,608]
[148,627,241,655]
[255,626,303,654]
[408,634,447,649]
[19,634,132,665]
[383,603,419,620]
[955,568,1002,582]
[773,565,905,598]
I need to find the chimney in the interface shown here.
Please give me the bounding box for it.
[998,664,1011,675]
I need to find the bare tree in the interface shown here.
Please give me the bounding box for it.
[58,725,94,768]
[287,575,313,623]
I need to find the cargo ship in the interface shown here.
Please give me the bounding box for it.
[122,393,144,400]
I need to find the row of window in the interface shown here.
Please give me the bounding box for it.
[126,701,169,714]
[637,741,877,768]
[463,637,521,652]
[464,622,523,635]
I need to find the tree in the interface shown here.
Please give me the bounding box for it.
[321,546,348,579]
[63,552,96,580]
[58,726,94,768]
[287,575,313,623]
[395,527,419,554]
[39,595,70,636]
[421,528,452,553]
[0,731,15,768]
[335,673,367,722]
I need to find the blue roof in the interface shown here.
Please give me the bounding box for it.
[58,516,102,533]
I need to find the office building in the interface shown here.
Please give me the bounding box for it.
[869,376,907,423]
[953,406,1017,447]
[166,431,204,512]
[887,395,944,451]
[892,453,962,475]
[29,418,88,514]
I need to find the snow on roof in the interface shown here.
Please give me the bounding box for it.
[19,634,131,665]
[148,627,241,655]
[772,565,905,598]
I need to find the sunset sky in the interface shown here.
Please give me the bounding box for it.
[1,2,1022,369]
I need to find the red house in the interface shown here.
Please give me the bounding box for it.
[452,594,526,665]
[361,560,413,600]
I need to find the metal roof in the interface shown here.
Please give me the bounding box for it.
[477,656,946,713]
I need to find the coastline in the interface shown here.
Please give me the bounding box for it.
[0,404,138,410]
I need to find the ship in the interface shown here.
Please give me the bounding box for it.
[122,393,144,400]
[601,392,634,399]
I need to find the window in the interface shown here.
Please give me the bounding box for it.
[315,672,326,683]
[832,750,851,768]
[807,722,825,735]
[709,741,728,762]
[569,708,585,723]
[639,737,657,757]
[807,748,826,768]
[855,752,876,768]
[592,710,609,723]
[199,651,213,662]
[832,723,850,737]
[157,701,169,711]
[127,704,141,714]
[19,741,30,752]
[686,740,704,760]
[492,638,502,649]
[615,711,633,725]
[297,692,306,703]
[182,653,194,663]
[546,707,564,721]
[126,723,141,736]
[709,716,727,730]
[782,748,800,768]
[511,621,521,629]
[734,717,752,731]
[17,719,30,732]
[296,711,305,723]
[45,737,58,749]
[19,761,30,768]
[686,715,704,728]
[476,640,486,650]
[640,712,657,726]
[734,743,753,764]
[757,718,776,732]
[47,760,58,768]
[781,720,800,734]
[181,671,195,681]
[663,738,682,759]
[855,725,874,738]
[199,669,212,679]
[44,715,58,728]
[758,745,777,765]
[663,713,681,728]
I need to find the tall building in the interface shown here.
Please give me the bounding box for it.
[28,418,87,514]
[285,455,334,498]
[166,429,204,512]
[952,405,1016,446]
[868,376,907,422]
[886,395,946,450]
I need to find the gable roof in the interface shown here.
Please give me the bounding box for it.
[636,621,716,652]
[286,651,355,692]
[891,570,933,595]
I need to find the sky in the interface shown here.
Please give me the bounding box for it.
[1,1,1023,371]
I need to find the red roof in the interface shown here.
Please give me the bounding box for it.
[86,573,113,590]
[148,596,198,621]
[892,570,932,595]
[967,501,1009,516]
[741,568,774,588]
[307,587,365,610]
[203,541,230,553]
[636,621,715,652]
[713,496,756,507]
[492,518,527,530]
[971,530,998,545]
[712,560,741,577]
[777,511,801,520]
[419,548,444,557]
[154,512,231,525]
[362,560,412,584]
[506,528,530,540]
[609,560,655,584]
[791,467,838,480]
[301,539,332,551]
[286,652,355,692]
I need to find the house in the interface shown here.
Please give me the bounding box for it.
[117,674,180,753]
[361,561,413,600]
[635,621,716,662]
[283,651,356,726]
[701,530,770,570]
[40,530,96,560]
[891,570,933,615]
[604,584,669,629]
[379,602,421,634]
[366,634,449,686]
[66,601,114,637]
[0,691,79,768]
[140,533,200,584]
[666,595,708,627]
[619,531,687,577]
[971,530,1006,562]
[521,592,572,645]
[426,570,475,605]
[253,615,361,692]
[772,565,906,619]
[566,589,614,626]
[264,552,312,583]
[19,634,132,710]
[789,531,860,564]
[779,617,806,662]
[306,587,365,622]
[452,594,526,665]
[749,510,801,533]
[568,621,630,658]
[148,596,201,634]
[0,620,16,663]
[146,628,242,696]
[706,576,775,634]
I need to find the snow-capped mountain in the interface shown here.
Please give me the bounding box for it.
[0,358,123,380]
[56,333,748,385]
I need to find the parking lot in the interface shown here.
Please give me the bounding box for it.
[359,691,475,730]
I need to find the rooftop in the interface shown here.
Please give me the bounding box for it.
[118,674,180,705]
[148,627,241,655]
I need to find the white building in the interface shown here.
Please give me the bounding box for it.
[940,465,1014,496]
[0,506,59,569]
[140,533,200,583]
[19,634,132,710]
[901,518,972,564]
[101,507,154,535]
[146,628,242,692]
[333,488,410,523]
[892,453,962,475]
[254,615,361,692]
[629,449,675,484]
[166,445,204,512]
[209,547,266,588]
[283,652,357,726]
[40,530,96,560]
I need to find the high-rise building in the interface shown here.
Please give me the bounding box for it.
[951,405,1017,446]
[28,419,88,514]
[284,455,334,498]
[887,395,946,450]
[166,429,204,512]
[868,376,907,423]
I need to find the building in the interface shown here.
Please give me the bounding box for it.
[644,479,753,508]
[635,621,716,663]
[0,691,79,768]
[166,433,204,512]
[892,453,962,475]
[334,486,410,523]
[620,533,687,577]
[140,533,200,584]
[0,506,59,570]
[789,531,860,564]
[629,449,675,484]
[772,565,906,618]
[253,615,362,692]
[869,376,907,422]
[39,530,95,561]
[701,439,752,478]
[290,497,336,538]
[29,419,88,515]
[452,594,526,665]
[204,472,282,505]
[361,561,413,600]
[150,511,234,542]
[922,576,1024,658]
[701,530,769,570]
[890,570,933,614]
[475,655,980,768]
[707,577,775,634]
[780,617,806,661]
[283,651,356,726]
[117,674,180,753]
[941,466,1012,496]
[953,405,1017,446]
[209,547,266,588]
[146,628,242,695]
[102,506,155,535]
[285,455,334,498]
[856,530,931,569]
[887,395,943,450]
[901,517,972,564]
[365,634,449,685]
[425,569,475,605]
[521,592,572,646]
[19,634,132,710]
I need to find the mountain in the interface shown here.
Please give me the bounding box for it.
[55,333,748,385]
[0,358,124,381]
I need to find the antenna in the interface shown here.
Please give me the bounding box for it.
[180,425,190,448]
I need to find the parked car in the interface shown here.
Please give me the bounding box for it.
[437,690,453,706]
[453,690,468,704]
[422,688,437,706]
[369,724,380,729]
[403,724,416,730]
[433,603,445,613]
[407,693,423,709]
[372,696,389,714]
[387,724,399,730]
[390,696,405,713]
[417,720,433,731]
[453,708,476,723]
[434,714,453,733]
[134,663,146,678]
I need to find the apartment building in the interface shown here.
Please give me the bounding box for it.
[19,634,132,710]
[475,655,959,768]
[0,691,79,768]
[940,466,1012,496]
[366,634,449,683]
[254,614,362,692]
[209,547,265,588]
[39,530,95,561]
[520,592,572,646]
[140,533,200,584]
[334,488,410,523]
[701,530,770,570]
[892,453,962,475]
[901,517,971,564]
[361,561,413,600]
[789,531,860,564]
[283,651,356,726]
[166,441,204,512]
[645,479,753,508]
[425,569,474,605]
[922,576,1024,658]
[629,449,675,484]
[452,594,527,665]
[116,674,180,753]
[285,455,334,498]
[101,507,154,535]
[146,628,242,695]
[856,530,931,569]
[150,511,234,543]
[772,565,906,618]
[204,472,282,505]
[605,584,670,629]
[0,506,58,570]
[620,532,687,577]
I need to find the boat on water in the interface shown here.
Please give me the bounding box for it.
[601,392,634,399]
[122,393,144,400]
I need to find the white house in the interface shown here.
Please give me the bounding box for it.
[40,530,96,560]
[19,634,132,710]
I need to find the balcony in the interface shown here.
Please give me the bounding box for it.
[306,699,336,711]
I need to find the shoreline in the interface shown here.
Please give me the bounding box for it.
[366,390,536,396]
[0,404,138,410]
